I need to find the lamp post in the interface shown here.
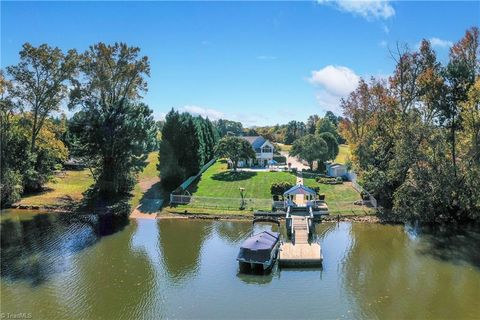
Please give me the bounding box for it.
[239,187,246,210]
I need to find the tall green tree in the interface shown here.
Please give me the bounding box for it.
[69,43,156,196]
[214,119,243,137]
[319,132,339,161]
[285,120,306,144]
[443,27,479,177]
[315,117,336,136]
[306,114,320,134]
[0,72,25,206]
[290,134,328,170]
[159,109,184,190]
[341,28,480,222]
[6,43,77,153]
[216,136,255,171]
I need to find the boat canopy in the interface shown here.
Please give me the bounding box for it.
[283,184,317,196]
[237,231,279,263]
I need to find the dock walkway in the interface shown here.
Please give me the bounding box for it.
[279,213,322,267]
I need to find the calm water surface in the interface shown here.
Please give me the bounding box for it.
[1,210,479,319]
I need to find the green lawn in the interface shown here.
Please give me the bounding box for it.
[167,159,372,216]
[189,160,296,199]
[167,160,296,214]
[334,144,351,164]
[277,143,292,153]
[17,169,94,207]
[15,152,161,211]
[303,177,371,215]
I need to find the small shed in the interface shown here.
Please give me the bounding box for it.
[326,163,347,178]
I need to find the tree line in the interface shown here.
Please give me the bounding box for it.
[340,27,480,223]
[159,109,219,190]
[212,111,345,146]
[1,42,157,208]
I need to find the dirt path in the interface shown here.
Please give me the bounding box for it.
[130,176,163,220]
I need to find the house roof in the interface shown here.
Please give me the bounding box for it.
[240,136,269,152]
[283,184,317,195]
[327,162,346,169]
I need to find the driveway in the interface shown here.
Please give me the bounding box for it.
[280,151,309,170]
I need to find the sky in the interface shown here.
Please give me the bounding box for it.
[1,1,479,126]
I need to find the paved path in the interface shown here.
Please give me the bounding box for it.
[296,174,304,185]
[280,151,309,170]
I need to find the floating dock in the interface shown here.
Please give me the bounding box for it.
[279,242,322,267]
[279,214,323,267]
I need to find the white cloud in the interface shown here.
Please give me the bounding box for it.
[308,65,360,113]
[180,105,224,120]
[428,37,453,49]
[309,65,360,96]
[317,0,395,20]
[416,37,453,50]
[231,112,270,127]
[383,24,390,34]
[379,40,388,48]
[257,55,277,60]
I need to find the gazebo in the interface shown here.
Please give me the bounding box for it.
[283,184,317,207]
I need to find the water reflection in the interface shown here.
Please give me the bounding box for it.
[215,221,251,244]
[2,215,479,319]
[342,223,480,319]
[158,219,213,282]
[410,223,480,269]
[0,210,127,286]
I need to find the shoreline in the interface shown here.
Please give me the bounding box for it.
[4,205,383,223]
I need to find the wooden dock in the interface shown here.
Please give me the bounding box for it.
[279,242,322,267]
[279,215,322,267]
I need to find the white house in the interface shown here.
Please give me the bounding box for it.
[237,136,275,167]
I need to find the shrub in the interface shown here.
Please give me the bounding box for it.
[273,155,287,164]
[271,182,294,199]
[315,176,343,184]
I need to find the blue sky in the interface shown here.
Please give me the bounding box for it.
[1,1,479,126]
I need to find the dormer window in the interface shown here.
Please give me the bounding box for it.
[262,146,272,153]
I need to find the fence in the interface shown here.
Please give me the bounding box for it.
[170,195,273,211]
[177,158,216,191]
[352,180,378,209]
[170,195,375,215]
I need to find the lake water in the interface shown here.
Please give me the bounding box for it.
[1,210,479,319]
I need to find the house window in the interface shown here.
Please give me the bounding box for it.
[262,146,272,153]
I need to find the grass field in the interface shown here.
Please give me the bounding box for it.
[16,169,94,207]
[167,159,372,216]
[303,177,371,215]
[277,143,292,153]
[334,144,351,164]
[15,152,161,211]
[189,160,296,199]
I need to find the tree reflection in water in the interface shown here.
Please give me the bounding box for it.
[342,223,480,319]
[158,219,213,283]
[0,210,128,286]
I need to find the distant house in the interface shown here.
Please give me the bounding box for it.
[63,158,86,170]
[326,163,347,177]
[237,136,275,167]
